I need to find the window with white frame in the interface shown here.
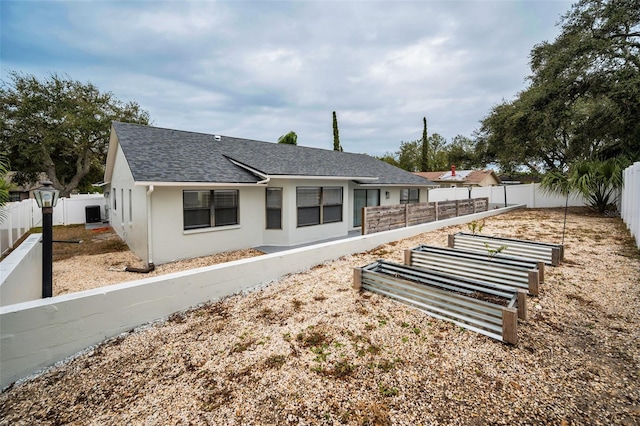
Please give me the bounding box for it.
[183,190,239,230]
[296,186,343,227]
[400,188,419,204]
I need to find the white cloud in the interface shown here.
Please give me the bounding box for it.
[1,0,574,156]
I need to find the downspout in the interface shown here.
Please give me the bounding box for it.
[125,185,155,273]
[146,185,154,267]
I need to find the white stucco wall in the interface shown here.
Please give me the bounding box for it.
[150,186,265,264]
[108,145,149,264]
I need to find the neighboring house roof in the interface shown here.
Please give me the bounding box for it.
[107,122,434,186]
[414,169,502,186]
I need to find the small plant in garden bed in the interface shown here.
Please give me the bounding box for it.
[468,220,485,234]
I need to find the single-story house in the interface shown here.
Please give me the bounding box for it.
[104,122,436,266]
[414,167,502,188]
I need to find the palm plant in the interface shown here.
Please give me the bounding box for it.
[541,158,625,213]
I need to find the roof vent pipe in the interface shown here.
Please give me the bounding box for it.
[451,165,456,176]
[214,135,221,141]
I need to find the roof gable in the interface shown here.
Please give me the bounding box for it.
[109,122,433,186]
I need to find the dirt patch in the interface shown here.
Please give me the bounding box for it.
[1,208,639,425]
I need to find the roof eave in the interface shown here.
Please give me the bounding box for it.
[133,181,265,187]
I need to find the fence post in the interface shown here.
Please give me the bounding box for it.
[361,207,367,235]
[405,203,409,227]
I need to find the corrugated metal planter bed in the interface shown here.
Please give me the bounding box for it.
[449,232,564,266]
[354,260,527,344]
[405,244,544,295]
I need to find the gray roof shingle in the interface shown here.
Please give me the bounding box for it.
[112,122,433,186]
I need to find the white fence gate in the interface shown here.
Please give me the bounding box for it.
[621,162,640,248]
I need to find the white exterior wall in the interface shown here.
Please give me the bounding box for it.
[151,186,265,264]
[108,145,149,264]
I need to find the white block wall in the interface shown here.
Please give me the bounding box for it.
[0,234,42,307]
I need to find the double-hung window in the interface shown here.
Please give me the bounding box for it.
[400,188,419,204]
[266,188,282,229]
[296,186,343,227]
[183,190,239,230]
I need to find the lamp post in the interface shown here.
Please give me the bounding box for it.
[34,181,59,298]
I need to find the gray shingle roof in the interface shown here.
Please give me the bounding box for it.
[112,122,433,186]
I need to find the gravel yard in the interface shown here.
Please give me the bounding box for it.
[1,208,639,425]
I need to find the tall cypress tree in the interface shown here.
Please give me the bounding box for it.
[332,111,343,151]
[420,117,429,171]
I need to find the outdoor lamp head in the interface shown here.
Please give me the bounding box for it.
[34,181,60,208]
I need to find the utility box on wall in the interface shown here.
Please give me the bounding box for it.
[85,205,101,223]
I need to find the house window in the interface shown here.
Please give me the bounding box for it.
[213,190,238,226]
[322,187,343,223]
[113,188,117,210]
[400,188,419,204]
[183,190,239,230]
[296,186,343,227]
[266,187,282,229]
[128,189,133,222]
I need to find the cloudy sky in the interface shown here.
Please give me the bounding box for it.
[1,0,572,156]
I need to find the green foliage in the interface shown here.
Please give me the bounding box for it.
[378,382,399,397]
[541,157,626,212]
[479,0,640,172]
[0,71,150,197]
[0,155,10,224]
[420,117,429,172]
[447,135,486,170]
[468,220,485,234]
[392,133,450,172]
[484,243,508,258]
[332,111,342,151]
[277,131,297,145]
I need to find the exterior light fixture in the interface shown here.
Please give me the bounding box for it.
[33,181,59,298]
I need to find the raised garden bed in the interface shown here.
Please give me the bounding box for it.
[354,260,527,344]
[449,232,564,266]
[405,244,543,295]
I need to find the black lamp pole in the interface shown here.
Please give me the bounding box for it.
[42,204,53,298]
[34,181,59,299]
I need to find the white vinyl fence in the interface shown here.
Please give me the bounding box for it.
[621,162,640,248]
[427,183,586,208]
[0,194,106,256]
